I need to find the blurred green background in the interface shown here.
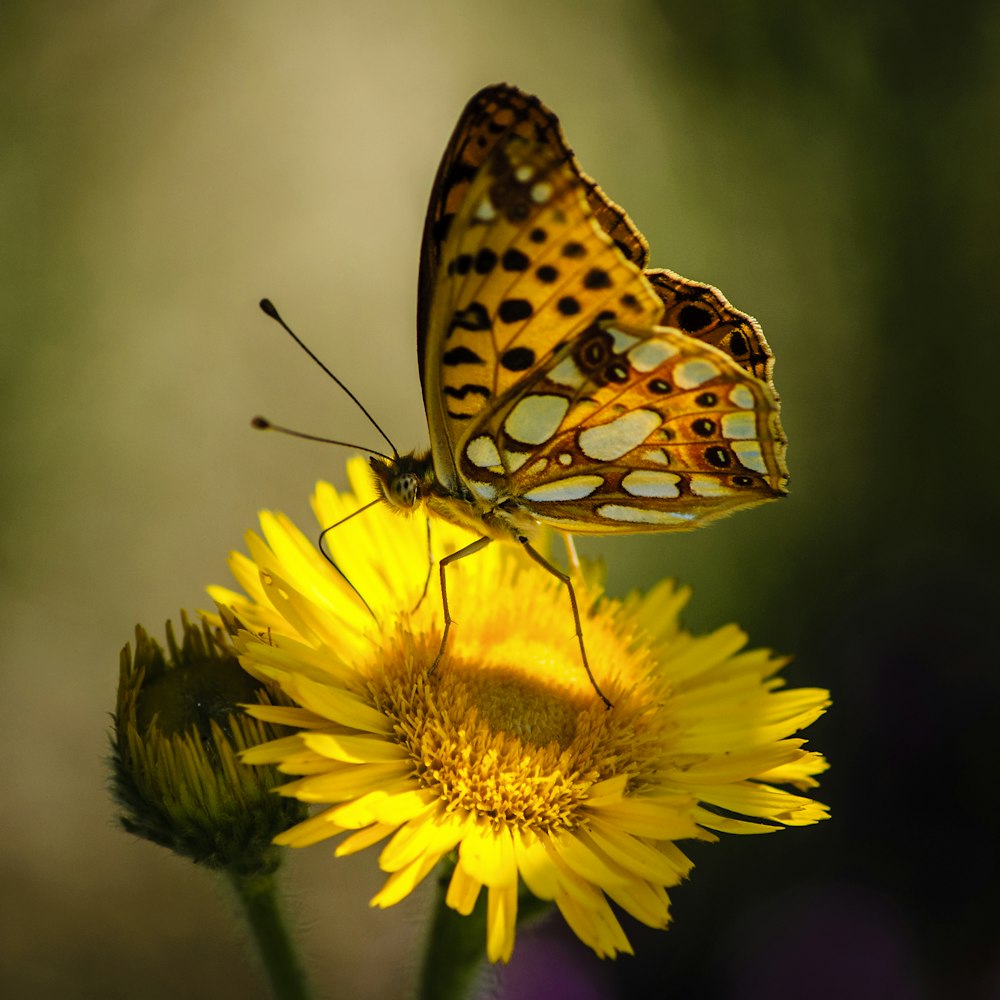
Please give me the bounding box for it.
[3,2,997,997]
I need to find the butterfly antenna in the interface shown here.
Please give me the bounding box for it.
[251,417,394,462]
[259,298,399,459]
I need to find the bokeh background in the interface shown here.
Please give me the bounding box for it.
[3,2,997,997]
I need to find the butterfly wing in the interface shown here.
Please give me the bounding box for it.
[417,85,651,449]
[419,122,664,491]
[645,268,777,385]
[458,323,787,533]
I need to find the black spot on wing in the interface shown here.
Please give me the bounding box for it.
[442,346,485,366]
[706,446,731,467]
[729,330,749,356]
[448,302,491,334]
[474,248,498,274]
[498,299,533,323]
[432,213,454,244]
[500,347,535,371]
[583,267,611,289]
[501,248,530,271]
[678,304,712,332]
[443,384,491,400]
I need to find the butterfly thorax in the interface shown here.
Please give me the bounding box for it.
[369,453,532,543]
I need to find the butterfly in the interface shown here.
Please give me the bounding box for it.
[266,84,787,706]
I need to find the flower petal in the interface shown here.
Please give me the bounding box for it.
[273,806,346,847]
[512,827,558,900]
[301,732,409,764]
[446,863,482,916]
[379,808,469,873]
[371,852,440,908]
[487,884,518,964]
[458,821,518,889]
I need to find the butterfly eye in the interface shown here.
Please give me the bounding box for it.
[391,473,421,508]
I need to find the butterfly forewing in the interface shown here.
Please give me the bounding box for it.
[423,135,665,490]
[418,85,650,387]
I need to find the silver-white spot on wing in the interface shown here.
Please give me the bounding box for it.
[732,440,768,473]
[598,504,696,524]
[504,394,570,446]
[721,412,756,440]
[627,338,679,373]
[620,470,681,498]
[673,358,721,389]
[578,410,661,461]
[467,435,502,468]
[689,475,735,497]
[523,475,604,502]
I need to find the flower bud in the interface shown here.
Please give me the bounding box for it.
[110,613,306,875]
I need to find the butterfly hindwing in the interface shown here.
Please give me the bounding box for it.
[457,324,787,532]
[645,268,777,385]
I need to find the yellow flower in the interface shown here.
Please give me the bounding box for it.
[210,459,829,963]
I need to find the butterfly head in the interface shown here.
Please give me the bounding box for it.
[370,452,436,514]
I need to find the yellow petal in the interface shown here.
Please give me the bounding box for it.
[696,781,830,826]
[589,795,701,840]
[692,807,782,835]
[512,827,558,900]
[605,878,670,928]
[554,888,633,959]
[445,863,482,916]
[583,818,687,886]
[301,732,409,764]
[239,733,309,765]
[458,821,518,888]
[549,829,630,891]
[371,853,440,908]
[379,809,469,873]
[279,761,412,802]
[277,674,393,733]
[486,884,518,964]
[242,704,329,729]
[273,806,345,847]
[335,822,397,856]
[329,784,426,828]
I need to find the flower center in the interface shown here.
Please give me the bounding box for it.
[367,631,656,831]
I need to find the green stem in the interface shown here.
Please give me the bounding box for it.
[418,870,487,1000]
[418,866,556,1000]
[229,870,312,1000]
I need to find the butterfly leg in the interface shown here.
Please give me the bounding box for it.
[411,516,434,614]
[518,537,612,710]
[429,534,492,675]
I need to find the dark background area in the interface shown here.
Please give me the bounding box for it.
[2,2,996,997]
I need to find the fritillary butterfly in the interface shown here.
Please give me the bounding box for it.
[271,84,788,705]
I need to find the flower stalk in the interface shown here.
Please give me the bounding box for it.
[229,871,312,1000]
